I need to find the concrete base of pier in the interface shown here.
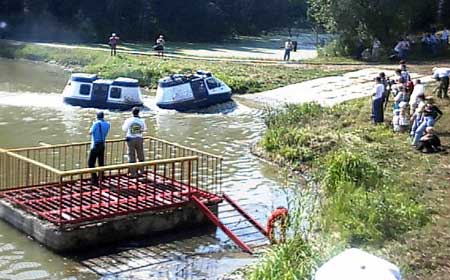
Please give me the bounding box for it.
[0,199,219,252]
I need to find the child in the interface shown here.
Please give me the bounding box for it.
[392,109,401,132]
[394,86,408,110]
[399,107,410,132]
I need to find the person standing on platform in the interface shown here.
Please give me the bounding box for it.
[122,107,147,178]
[88,111,110,186]
[109,33,120,56]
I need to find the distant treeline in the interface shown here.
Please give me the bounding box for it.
[0,0,308,42]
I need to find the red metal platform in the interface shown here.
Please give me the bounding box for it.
[0,171,221,227]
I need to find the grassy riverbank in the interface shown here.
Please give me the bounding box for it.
[249,85,450,279]
[0,40,344,94]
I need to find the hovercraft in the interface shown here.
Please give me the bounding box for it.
[62,73,143,110]
[156,71,232,111]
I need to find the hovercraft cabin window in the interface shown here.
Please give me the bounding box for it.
[206,78,220,90]
[79,84,91,95]
[110,87,122,99]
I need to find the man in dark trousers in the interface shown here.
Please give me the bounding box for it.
[88,111,110,186]
[109,33,120,56]
[433,67,450,98]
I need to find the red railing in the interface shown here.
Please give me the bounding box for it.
[0,138,223,227]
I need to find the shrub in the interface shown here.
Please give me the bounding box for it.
[247,237,319,280]
[320,150,383,194]
[319,150,429,244]
[317,39,350,57]
[264,103,323,128]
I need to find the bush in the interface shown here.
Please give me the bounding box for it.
[320,150,383,194]
[317,39,350,57]
[264,103,323,128]
[319,150,429,244]
[247,237,319,280]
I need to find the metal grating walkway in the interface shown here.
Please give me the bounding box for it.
[0,171,221,226]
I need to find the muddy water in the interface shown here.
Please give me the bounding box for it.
[0,58,295,279]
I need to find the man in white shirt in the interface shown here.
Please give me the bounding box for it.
[122,107,147,177]
[433,67,450,98]
[283,39,293,61]
[372,76,385,123]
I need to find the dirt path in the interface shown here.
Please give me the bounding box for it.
[240,68,433,106]
[5,39,314,65]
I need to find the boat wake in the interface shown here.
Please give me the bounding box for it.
[0,91,65,109]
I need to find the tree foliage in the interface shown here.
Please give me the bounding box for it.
[0,0,308,42]
[308,0,441,53]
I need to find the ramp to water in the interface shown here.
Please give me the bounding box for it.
[192,194,269,254]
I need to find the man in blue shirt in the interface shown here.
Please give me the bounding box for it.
[88,111,110,186]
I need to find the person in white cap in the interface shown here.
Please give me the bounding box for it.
[108,33,120,56]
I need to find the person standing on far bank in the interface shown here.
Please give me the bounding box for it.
[109,33,120,56]
[122,107,147,177]
[155,34,165,57]
[88,111,110,186]
[283,39,293,61]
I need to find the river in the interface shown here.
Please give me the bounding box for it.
[0,58,296,279]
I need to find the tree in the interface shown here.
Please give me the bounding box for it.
[308,0,440,54]
[440,0,450,27]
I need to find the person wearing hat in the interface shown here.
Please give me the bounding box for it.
[122,107,147,177]
[108,33,120,56]
[154,34,165,57]
[88,111,111,186]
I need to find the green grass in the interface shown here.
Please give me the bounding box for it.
[0,41,344,94]
[249,91,449,279]
[247,237,319,280]
[305,55,363,65]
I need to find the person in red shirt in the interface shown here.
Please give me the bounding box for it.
[109,33,120,56]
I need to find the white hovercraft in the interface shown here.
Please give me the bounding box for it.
[62,73,143,110]
[155,71,232,111]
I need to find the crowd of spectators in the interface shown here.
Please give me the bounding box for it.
[371,62,447,154]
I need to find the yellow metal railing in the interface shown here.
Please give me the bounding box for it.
[0,137,222,195]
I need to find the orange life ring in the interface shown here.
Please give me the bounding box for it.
[267,207,288,244]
